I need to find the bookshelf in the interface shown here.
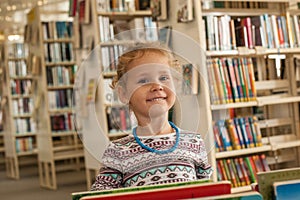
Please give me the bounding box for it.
[202,1,300,191]
[0,38,5,167]
[157,0,300,193]
[26,5,84,189]
[73,0,158,189]
[2,35,38,179]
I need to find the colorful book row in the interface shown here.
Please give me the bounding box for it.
[207,57,256,104]
[15,137,34,153]
[48,89,73,109]
[7,43,28,58]
[10,79,32,95]
[14,118,36,134]
[204,14,300,51]
[101,45,125,72]
[46,65,77,86]
[42,21,74,40]
[213,116,262,152]
[98,16,158,42]
[217,154,270,188]
[12,98,33,115]
[44,42,74,63]
[50,113,75,132]
[106,106,132,133]
[8,60,28,77]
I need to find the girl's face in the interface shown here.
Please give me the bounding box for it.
[118,52,176,123]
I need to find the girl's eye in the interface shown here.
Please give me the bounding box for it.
[137,78,149,84]
[160,75,170,81]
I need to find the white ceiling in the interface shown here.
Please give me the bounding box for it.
[0,0,68,33]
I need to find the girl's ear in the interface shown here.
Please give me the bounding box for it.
[117,85,129,104]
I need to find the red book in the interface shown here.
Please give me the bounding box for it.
[73,181,232,200]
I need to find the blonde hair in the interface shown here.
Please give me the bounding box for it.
[111,42,178,89]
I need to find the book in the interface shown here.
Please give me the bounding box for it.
[205,15,216,50]
[212,58,226,104]
[221,58,233,103]
[207,59,220,104]
[217,120,232,151]
[234,158,246,186]
[273,179,300,200]
[225,119,241,150]
[244,157,256,183]
[72,180,231,200]
[191,191,263,200]
[226,58,240,102]
[79,0,91,24]
[238,157,251,186]
[257,168,300,200]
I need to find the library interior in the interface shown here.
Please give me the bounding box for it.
[1,0,300,199]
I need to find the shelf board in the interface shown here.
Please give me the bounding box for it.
[45,61,76,66]
[257,95,300,106]
[8,57,27,61]
[267,153,296,165]
[255,80,289,91]
[97,10,152,20]
[271,140,300,151]
[51,131,77,137]
[211,101,257,110]
[47,85,74,90]
[13,113,33,118]
[11,94,32,99]
[206,47,300,56]
[258,117,292,129]
[211,94,300,110]
[202,8,282,16]
[17,149,38,156]
[216,145,272,159]
[54,149,84,161]
[53,145,83,152]
[49,108,73,114]
[15,132,36,137]
[43,38,74,43]
[10,75,33,80]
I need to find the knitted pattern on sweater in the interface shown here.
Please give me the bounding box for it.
[91,130,212,191]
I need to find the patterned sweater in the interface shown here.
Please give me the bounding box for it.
[91,130,212,191]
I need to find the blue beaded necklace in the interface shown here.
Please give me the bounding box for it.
[133,121,180,154]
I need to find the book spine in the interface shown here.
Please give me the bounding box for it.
[225,119,241,150]
[217,120,232,151]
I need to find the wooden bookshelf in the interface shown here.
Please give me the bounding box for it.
[211,0,300,191]
[2,36,38,179]
[156,0,300,193]
[0,39,4,167]
[25,6,84,189]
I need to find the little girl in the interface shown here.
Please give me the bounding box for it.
[91,42,212,190]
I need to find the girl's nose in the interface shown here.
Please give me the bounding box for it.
[150,83,163,92]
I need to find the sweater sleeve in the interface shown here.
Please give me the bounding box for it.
[195,134,213,179]
[90,143,124,191]
[90,165,123,191]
